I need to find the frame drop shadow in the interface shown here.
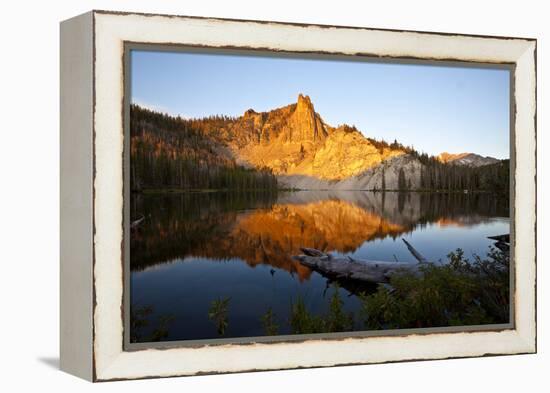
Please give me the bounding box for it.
[37,357,59,370]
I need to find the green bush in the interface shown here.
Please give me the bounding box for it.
[359,247,509,329]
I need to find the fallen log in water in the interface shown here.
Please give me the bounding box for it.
[487,233,510,253]
[295,234,510,285]
[487,234,510,243]
[293,240,429,284]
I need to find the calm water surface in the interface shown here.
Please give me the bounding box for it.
[130,191,509,342]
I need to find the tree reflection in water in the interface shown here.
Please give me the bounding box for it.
[129,190,509,342]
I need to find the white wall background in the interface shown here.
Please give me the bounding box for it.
[0,0,546,391]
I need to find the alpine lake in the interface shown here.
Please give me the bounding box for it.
[129,190,509,343]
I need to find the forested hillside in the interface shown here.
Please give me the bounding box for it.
[130,105,278,191]
[414,152,510,192]
[130,97,509,193]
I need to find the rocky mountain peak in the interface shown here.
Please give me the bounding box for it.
[438,152,469,163]
[296,94,314,113]
[243,108,258,118]
[286,94,328,143]
[437,152,500,167]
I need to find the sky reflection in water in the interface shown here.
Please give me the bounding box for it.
[130,191,509,342]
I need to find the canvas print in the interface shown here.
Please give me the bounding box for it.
[128,49,511,344]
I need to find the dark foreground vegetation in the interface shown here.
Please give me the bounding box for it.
[130,245,509,342]
[287,246,509,333]
[360,246,509,329]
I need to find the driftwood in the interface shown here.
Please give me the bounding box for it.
[487,234,510,243]
[295,233,511,285]
[488,233,510,253]
[293,239,429,284]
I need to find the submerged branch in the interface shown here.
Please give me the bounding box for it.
[402,238,429,263]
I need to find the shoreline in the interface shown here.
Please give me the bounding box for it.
[133,188,509,195]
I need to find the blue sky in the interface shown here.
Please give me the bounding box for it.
[131,49,510,159]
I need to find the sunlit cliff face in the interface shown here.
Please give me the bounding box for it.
[227,94,405,181]
[131,198,409,280]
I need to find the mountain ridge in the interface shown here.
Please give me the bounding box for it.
[218,94,408,182]
[130,94,509,192]
[437,152,500,167]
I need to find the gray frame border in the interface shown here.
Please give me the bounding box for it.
[122,42,516,351]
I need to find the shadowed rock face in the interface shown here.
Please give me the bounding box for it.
[277,154,422,190]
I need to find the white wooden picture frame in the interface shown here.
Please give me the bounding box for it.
[60,10,536,381]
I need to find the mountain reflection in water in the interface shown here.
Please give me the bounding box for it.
[129,190,509,342]
[131,191,508,274]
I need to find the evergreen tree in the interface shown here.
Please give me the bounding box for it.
[130,105,278,191]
